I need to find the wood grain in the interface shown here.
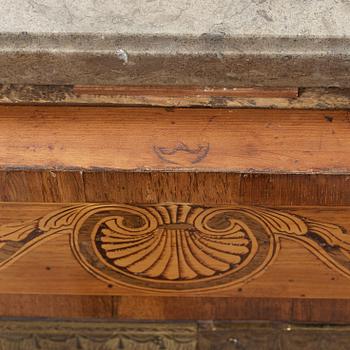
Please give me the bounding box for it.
[3,85,350,110]
[240,174,350,206]
[0,104,349,324]
[0,106,349,173]
[3,294,350,323]
[0,294,112,318]
[83,172,241,204]
[115,296,294,321]
[1,171,350,207]
[115,296,350,323]
[0,170,85,202]
[291,299,350,323]
[0,233,346,298]
[0,203,350,299]
[1,202,350,322]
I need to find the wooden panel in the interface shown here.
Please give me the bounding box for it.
[0,106,349,173]
[3,86,350,110]
[291,299,350,323]
[2,295,350,323]
[83,172,241,204]
[3,171,350,206]
[1,171,349,206]
[0,233,347,298]
[0,202,350,299]
[115,296,293,321]
[0,170,350,206]
[1,201,350,322]
[116,297,350,323]
[0,105,349,324]
[0,295,112,318]
[240,174,350,206]
[0,170,85,202]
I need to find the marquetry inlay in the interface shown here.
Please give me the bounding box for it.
[0,203,349,292]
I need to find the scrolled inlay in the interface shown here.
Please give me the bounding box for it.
[0,203,349,292]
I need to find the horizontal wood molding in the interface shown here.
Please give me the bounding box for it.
[0,106,349,173]
[0,202,350,299]
[74,85,299,98]
[0,171,349,206]
[3,295,350,323]
[2,86,350,110]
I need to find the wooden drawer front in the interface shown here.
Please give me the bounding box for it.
[0,106,349,322]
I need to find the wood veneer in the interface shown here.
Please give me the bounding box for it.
[0,106,349,323]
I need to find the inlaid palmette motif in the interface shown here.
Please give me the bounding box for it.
[0,203,349,292]
[92,204,257,281]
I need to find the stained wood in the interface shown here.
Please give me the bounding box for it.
[0,170,85,202]
[0,105,349,325]
[0,106,349,173]
[2,86,350,110]
[0,202,350,299]
[2,294,350,323]
[2,293,350,323]
[0,202,350,322]
[1,171,349,207]
[0,233,347,298]
[74,85,299,98]
[116,297,350,323]
[0,294,112,318]
[115,296,294,321]
[83,172,241,204]
[291,299,350,323]
[240,174,350,206]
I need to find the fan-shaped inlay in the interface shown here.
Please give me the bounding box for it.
[92,204,258,281]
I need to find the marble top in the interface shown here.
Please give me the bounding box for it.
[0,0,349,87]
[2,0,349,37]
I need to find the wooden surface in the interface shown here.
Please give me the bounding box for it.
[0,203,350,298]
[3,294,350,323]
[0,105,350,323]
[1,171,349,206]
[74,85,299,98]
[0,106,349,173]
[1,86,350,110]
[1,171,349,321]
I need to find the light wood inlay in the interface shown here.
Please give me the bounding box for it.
[1,203,350,296]
[0,105,349,323]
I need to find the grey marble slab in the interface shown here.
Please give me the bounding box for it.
[1,0,350,87]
